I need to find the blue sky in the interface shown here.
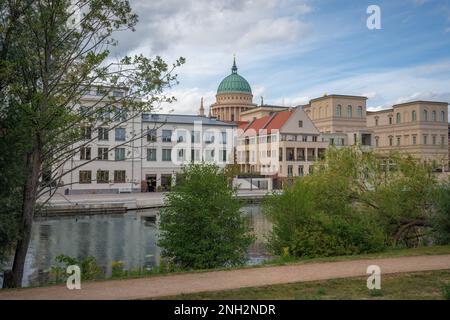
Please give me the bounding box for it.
[117,0,450,117]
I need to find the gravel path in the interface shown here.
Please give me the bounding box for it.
[1,254,449,300]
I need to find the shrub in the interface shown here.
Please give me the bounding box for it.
[49,254,103,283]
[158,163,255,270]
[431,181,450,245]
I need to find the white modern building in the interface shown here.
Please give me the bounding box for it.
[59,91,236,195]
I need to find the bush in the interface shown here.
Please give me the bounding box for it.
[442,283,450,300]
[264,178,386,258]
[431,181,450,245]
[158,163,255,270]
[49,255,103,283]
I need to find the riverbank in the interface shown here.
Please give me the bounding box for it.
[38,190,271,216]
[1,253,449,300]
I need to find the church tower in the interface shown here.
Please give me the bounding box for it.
[198,97,205,116]
[209,57,256,121]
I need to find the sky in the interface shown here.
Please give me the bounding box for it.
[112,0,450,118]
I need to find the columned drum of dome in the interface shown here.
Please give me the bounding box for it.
[209,58,256,122]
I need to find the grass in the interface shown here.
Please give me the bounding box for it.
[160,269,450,300]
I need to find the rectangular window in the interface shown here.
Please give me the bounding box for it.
[177,131,186,143]
[396,136,401,146]
[302,135,308,142]
[221,149,227,162]
[204,131,215,144]
[298,120,303,128]
[162,148,172,161]
[80,147,91,160]
[287,165,293,177]
[221,132,227,144]
[98,147,108,160]
[115,128,126,141]
[113,90,124,97]
[412,136,417,145]
[147,148,156,161]
[96,170,109,183]
[98,127,109,141]
[432,136,436,145]
[177,149,185,161]
[162,130,172,142]
[79,171,92,184]
[298,165,304,176]
[312,136,318,142]
[115,148,125,161]
[191,131,200,143]
[147,129,157,142]
[441,136,445,146]
[423,135,428,145]
[114,170,126,183]
[114,108,127,122]
[82,127,92,140]
[191,149,200,162]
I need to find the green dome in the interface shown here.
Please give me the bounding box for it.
[217,59,252,95]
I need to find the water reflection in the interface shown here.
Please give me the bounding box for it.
[4,204,271,287]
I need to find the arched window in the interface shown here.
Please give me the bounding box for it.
[412,110,417,121]
[396,113,401,124]
[357,106,363,118]
[423,109,428,121]
[441,111,446,122]
[347,105,352,118]
[432,110,436,122]
[336,104,341,117]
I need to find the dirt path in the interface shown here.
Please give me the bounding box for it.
[1,254,449,300]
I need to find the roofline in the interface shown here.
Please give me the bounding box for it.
[142,113,236,126]
[367,100,449,114]
[309,94,368,103]
[240,105,289,115]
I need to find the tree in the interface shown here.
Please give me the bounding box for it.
[264,145,440,258]
[430,180,450,244]
[158,164,255,270]
[0,0,184,287]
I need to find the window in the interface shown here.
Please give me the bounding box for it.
[114,108,127,122]
[375,137,379,147]
[115,128,126,141]
[287,165,293,177]
[412,110,417,121]
[279,148,283,161]
[79,171,91,184]
[396,136,401,146]
[98,109,110,122]
[221,149,227,162]
[312,136,318,142]
[389,116,393,125]
[98,127,109,141]
[162,148,172,161]
[147,148,156,161]
[204,131,215,144]
[336,104,341,117]
[298,165,304,176]
[375,117,379,126]
[432,135,436,145]
[96,170,109,183]
[423,135,428,145]
[115,148,125,161]
[389,136,393,146]
[347,105,352,118]
[302,135,308,142]
[191,149,200,162]
[80,147,91,160]
[441,111,446,122]
[221,132,227,144]
[177,149,185,161]
[81,127,92,140]
[98,147,108,160]
[298,120,303,128]
[147,129,157,142]
[113,90,124,97]
[114,170,126,183]
[96,87,106,96]
[191,131,200,143]
[357,106,363,118]
[162,130,172,142]
[396,113,401,124]
[177,130,186,143]
[432,110,437,122]
[442,136,446,145]
[412,135,417,145]
[423,109,428,121]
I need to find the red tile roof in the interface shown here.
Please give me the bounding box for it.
[265,109,294,133]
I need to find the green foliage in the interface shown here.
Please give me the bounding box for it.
[264,177,386,258]
[442,283,450,300]
[49,254,103,283]
[158,163,255,270]
[431,181,450,244]
[369,289,384,297]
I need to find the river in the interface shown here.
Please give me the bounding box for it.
[1,204,271,287]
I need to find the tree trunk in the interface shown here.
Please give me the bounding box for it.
[7,138,41,288]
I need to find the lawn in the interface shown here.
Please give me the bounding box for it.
[161,269,450,300]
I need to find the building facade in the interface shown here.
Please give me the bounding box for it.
[367,101,449,169]
[60,91,236,194]
[236,107,328,178]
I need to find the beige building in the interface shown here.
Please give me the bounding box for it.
[367,101,449,169]
[236,107,328,179]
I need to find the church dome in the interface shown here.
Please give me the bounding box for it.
[217,58,252,95]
